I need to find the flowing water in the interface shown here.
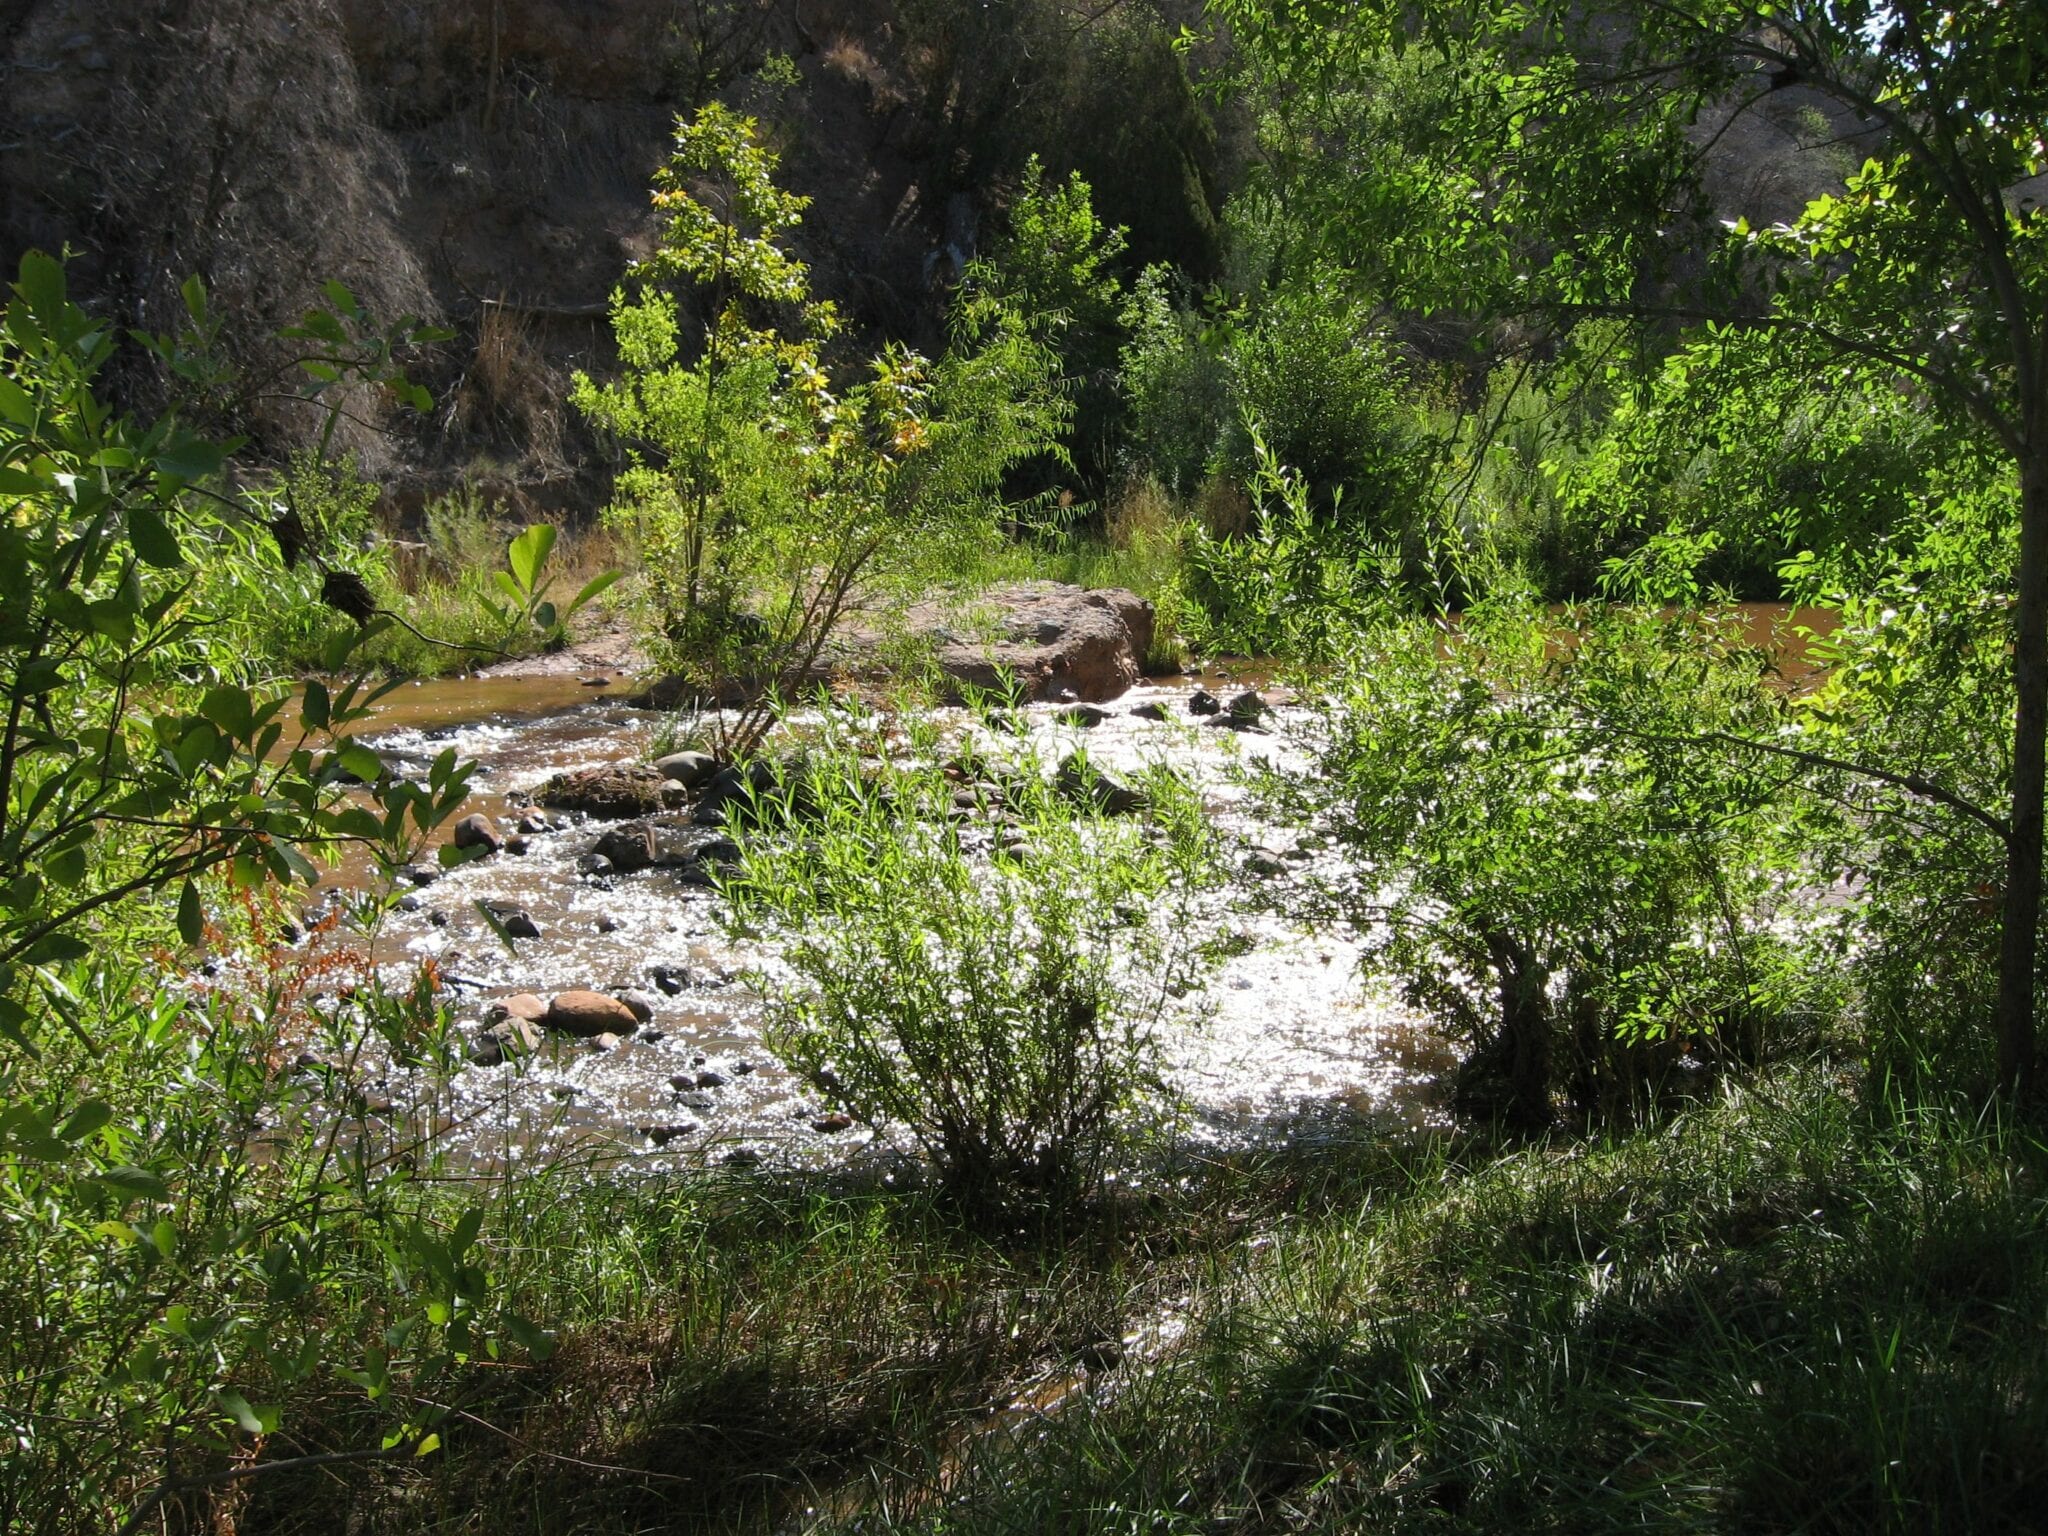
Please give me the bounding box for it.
[291,669,1459,1175]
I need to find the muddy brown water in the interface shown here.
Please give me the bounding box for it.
[287,663,1455,1175]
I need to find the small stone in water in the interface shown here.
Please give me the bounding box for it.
[614,989,657,1023]
[453,813,503,855]
[695,1071,727,1089]
[577,853,615,877]
[642,1123,696,1146]
[428,909,450,927]
[1187,688,1221,716]
[504,835,531,856]
[811,1113,856,1134]
[650,965,689,995]
[731,1060,755,1075]
[1130,701,1170,722]
[595,914,621,934]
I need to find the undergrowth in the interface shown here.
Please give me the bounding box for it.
[117,1068,2048,1536]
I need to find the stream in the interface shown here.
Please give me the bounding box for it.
[293,669,1455,1175]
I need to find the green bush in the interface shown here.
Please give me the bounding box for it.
[1271,602,1829,1126]
[722,706,1215,1203]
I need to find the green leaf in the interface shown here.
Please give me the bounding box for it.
[127,506,185,568]
[16,249,65,324]
[199,687,256,740]
[44,845,86,889]
[506,524,556,593]
[177,879,205,943]
[301,679,331,731]
[57,1101,113,1142]
[566,569,622,616]
[338,744,386,783]
[217,1390,279,1436]
[88,1165,169,1199]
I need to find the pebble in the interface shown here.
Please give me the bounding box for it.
[811,1113,856,1134]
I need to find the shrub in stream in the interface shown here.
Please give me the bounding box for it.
[722,704,1217,1205]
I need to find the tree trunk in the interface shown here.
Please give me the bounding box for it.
[1996,443,2048,1100]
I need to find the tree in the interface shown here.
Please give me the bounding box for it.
[574,106,1071,750]
[1209,0,2048,1097]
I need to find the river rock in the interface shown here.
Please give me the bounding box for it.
[470,1016,544,1065]
[1056,702,1109,727]
[592,821,658,874]
[811,1112,856,1134]
[536,763,670,819]
[694,1070,727,1089]
[1130,701,1171,722]
[480,901,542,939]
[485,993,549,1025]
[906,583,1154,702]
[1227,689,1270,720]
[1056,755,1146,816]
[400,861,441,887]
[614,989,657,1024]
[650,964,692,995]
[544,989,641,1038]
[632,584,1154,705]
[1187,688,1221,716]
[452,813,502,854]
[642,1123,697,1147]
[653,750,720,789]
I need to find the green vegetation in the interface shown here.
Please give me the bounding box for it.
[6,2,2048,1530]
[723,703,1217,1203]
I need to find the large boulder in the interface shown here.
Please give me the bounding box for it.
[906,584,1155,703]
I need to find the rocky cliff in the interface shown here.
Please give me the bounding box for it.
[0,0,1226,512]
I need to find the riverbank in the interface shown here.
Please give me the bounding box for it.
[217,1066,2048,1534]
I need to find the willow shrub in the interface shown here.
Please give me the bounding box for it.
[1267,601,1836,1127]
[721,703,1216,1206]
